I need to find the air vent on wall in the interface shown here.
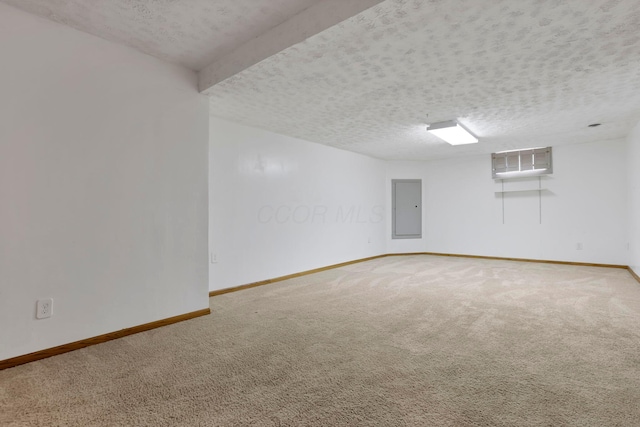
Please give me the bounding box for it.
[491,147,552,179]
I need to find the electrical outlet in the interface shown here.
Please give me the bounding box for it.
[36,298,53,319]
[210,253,218,264]
[576,243,583,250]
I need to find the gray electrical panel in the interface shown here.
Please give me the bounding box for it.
[392,179,422,239]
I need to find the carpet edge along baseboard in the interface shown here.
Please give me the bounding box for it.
[210,252,631,297]
[389,252,629,270]
[5,254,635,371]
[0,308,210,371]
[209,254,388,297]
[629,266,640,284]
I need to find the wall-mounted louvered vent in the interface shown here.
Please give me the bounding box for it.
[491,147,552,179]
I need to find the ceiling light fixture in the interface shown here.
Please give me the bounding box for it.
[426,120,478,145]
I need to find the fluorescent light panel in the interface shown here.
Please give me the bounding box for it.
[427,120,478,145]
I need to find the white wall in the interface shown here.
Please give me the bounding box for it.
[628,122,640,275]
[0,4,209,361]
[209,117,386,291]
[386,139,628,264]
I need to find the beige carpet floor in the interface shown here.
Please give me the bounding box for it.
[2,255,640,426]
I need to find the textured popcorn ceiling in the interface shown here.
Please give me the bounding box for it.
[207,0,640,160]
[0,0,321,70]
[5,0,640,160]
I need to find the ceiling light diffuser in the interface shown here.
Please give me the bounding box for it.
[427,120,478,145]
